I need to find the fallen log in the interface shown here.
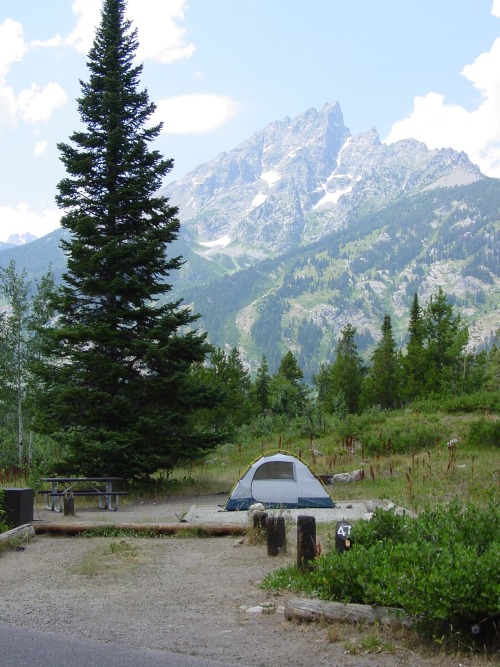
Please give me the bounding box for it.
[285,598,412,627]
[0,523,36,545]
[34,522,247,537]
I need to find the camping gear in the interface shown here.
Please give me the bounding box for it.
[224,452,334,511]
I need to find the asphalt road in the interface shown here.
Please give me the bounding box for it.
[0,624,243,667]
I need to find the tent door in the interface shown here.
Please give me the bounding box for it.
[251,479,298,505]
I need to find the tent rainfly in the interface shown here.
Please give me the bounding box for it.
[225,452,334,511]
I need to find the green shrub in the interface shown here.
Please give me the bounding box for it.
[411,391,500,414]
[262,501,500,649]
[360,420,444,454]
[467,418,500,448]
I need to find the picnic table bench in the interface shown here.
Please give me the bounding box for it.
[38,477,127,512]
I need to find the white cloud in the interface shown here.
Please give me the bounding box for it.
[65,0,195,63]
[493,0,500,18]
[0,204,61,242]
[34,140,48,158]
[0,19,25,80]
[65,0,101,54]
[17,82,68,124]
[0,19,25,127]
[153,94,239,134]
[0,19,67,129]
[385,37,500,177]
[0,85,17,128]
[130,0,195,63]
[29,35,64,50]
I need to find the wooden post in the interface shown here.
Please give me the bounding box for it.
[252,511,268,535]
[297,515,316,571]
[63,490,74,516]
[267,516,286,556]
[250,511,268,544]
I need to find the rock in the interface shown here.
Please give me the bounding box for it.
[246,605,264,614]
[331,473,352,484]
[248,502,265,514]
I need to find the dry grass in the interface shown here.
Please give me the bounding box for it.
[72,539,148,577]
[167,433,499,512]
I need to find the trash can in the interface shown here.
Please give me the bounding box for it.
[2,488,34,527]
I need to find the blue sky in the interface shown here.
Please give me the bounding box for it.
[1,0,499,242]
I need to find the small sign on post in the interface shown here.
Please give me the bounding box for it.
[335,520,352,553]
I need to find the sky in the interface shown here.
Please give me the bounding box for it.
[1,0,500,243]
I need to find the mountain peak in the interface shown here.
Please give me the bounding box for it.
[7,232,38,246]
[164,102,483,255]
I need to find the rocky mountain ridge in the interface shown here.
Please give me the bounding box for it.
[0,102,497,377]
[163,102,482,262]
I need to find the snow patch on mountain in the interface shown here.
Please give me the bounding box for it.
[260,170,281,187]
[313,184,354,210]
[248,193,268,211]
[198,235,231,249]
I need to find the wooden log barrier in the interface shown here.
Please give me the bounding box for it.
[267,515,286,556]
[0,523,35,545]
[33,522,247,536]
[285,598,412,628]
[63,490,75,516]
[297,515,316,571]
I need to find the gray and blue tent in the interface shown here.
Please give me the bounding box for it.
[224,451,334,511]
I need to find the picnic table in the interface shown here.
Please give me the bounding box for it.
[39,477,127,512]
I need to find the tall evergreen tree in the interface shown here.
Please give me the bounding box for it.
[421,287,469,395]
[277,350,304,385]
[253,355,271,413]
[269,351,309,417]
[192,347,253,431]
[330,324,364,413]
[34,0,222,479]
[364,314,400,409]
[401,292,426,401]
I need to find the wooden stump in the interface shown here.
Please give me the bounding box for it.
[252,511,268,542]
[267,516,286,556]
[63,490,75,516]
[297,515,316,571]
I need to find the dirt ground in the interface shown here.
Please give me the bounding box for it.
[0,496,491,667]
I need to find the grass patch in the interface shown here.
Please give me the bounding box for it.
[72,539,147,577]
[78,526,163,539]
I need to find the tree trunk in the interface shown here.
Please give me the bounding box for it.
[17,384,23,466]
[28,417,34,467]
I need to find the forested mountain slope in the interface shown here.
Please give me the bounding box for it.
[1,103,498,376]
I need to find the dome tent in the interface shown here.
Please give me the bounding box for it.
[224,451,334,511]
